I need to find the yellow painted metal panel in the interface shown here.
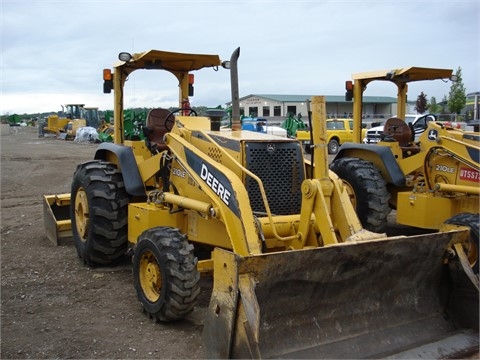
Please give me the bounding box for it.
[186,211,231,249]
[397,192,456,229]
[128,203,185,244]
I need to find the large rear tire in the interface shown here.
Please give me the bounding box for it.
[445,213,479,274]
[71,160,129,266]
[330,157,391,233]
[133,227,200,322]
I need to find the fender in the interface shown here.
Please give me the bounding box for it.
[333,143,406,187]
[94,142,146,197]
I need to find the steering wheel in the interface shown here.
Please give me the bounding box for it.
[425,113,437,123]
[165,108,198,131]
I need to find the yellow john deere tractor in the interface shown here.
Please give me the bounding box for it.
[330,68,479,273]
[44,103,88,139]
[44,49,478,358]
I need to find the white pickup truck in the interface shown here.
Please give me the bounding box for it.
[363,114,437,144]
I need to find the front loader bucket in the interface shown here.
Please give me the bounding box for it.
[203,230,479,359]
[43,194,72,245]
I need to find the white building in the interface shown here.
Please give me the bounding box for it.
[227,94,413,121]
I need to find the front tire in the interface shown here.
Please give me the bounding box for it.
[71,160,129,266]
[330,157,391,233]
[133,227,200,322]
[445,213,479,274]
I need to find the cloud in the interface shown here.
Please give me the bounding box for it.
[1,0,479,115]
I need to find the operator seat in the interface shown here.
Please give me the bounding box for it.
[383,117,420,156]
[144,108,170,152]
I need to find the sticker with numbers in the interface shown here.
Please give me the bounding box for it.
[459,167,480,182]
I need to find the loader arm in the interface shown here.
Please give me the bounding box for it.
[298,97,384,246]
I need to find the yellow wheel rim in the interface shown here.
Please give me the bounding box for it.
[139,251,162,303]
[464,235,478,270]
[74,187,89,242]
[341,180,356,208]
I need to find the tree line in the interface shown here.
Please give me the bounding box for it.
[415,67,468,118]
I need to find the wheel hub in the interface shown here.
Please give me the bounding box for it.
[139,252,162,303]
[74,187,89,241]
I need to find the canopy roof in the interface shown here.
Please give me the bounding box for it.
[113,49,222,74]
[352,67,453,83]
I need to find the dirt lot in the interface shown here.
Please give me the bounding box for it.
[1,124,209,359]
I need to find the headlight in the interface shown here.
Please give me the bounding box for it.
[118,52,133,62]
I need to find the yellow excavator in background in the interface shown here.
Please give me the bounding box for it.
[43,48,478,358]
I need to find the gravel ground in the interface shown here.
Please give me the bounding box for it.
[1,125,209,359]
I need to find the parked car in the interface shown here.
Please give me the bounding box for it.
[297,118,367,154]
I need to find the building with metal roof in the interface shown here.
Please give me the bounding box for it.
[226,94,408,120]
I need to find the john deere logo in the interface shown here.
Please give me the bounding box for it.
[267,143,275,152]
[428,129,438,141]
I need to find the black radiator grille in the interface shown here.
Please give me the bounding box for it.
[245,141,304,215]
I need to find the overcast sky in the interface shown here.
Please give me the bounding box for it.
[1,0,479,115]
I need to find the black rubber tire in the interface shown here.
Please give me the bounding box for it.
[330,157,391,233]
[71,160,129,266]
[133,227,200,322]
[445,213,479,274]
[328,139,340,154]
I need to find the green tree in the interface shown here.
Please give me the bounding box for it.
[447,67,466,114]
[415,92,428,114]
[441,95,448,113]
[428,96,442,113]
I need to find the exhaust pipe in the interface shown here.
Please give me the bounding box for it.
[206,47,241,131]
[230,47,241,131]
